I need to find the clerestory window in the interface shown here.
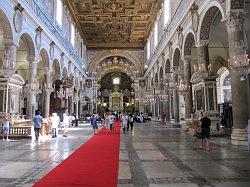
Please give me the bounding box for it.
[56,0,63,26]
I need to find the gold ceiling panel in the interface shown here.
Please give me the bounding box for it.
[65,0,163,49]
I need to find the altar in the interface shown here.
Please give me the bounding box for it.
[109,90,123,111]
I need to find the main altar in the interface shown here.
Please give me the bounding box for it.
[109,90,123,111]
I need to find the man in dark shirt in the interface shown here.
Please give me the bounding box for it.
[200,113,211,151]
[33,111,43,141]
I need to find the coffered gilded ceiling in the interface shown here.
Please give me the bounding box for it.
[65,0,163,49]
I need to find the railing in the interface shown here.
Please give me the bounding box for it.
[23,0,83,66]
[145,0,193,76]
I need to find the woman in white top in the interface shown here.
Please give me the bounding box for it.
[2,115,10,141]
[121,114,128,133]
[63,113,70,137]
[51,113,60,138]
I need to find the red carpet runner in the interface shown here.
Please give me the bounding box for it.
[34,122,121,187]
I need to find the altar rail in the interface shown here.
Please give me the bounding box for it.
[0,120,33,138]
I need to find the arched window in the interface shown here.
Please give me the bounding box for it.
[154,22,158,48]
[71,24,75,46]
[217,68,232,104]
[147,41,151,59]
[223,75,231,86]
[164,0,171,26]
[56,0,63,26]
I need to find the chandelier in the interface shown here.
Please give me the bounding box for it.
[27,81,42,94]
[228,53,250,81]
[178,79,190,95]
[57,85,64,99]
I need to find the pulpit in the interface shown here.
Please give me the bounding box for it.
[190,72,220,131]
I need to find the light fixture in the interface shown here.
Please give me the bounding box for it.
[145,65,148,69]
[228,53,250,81]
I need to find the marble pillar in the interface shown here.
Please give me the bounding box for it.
[172,69,180,124]
[75,100,79,118]
[69,96,74,115]
[27,57,37,119]
[170,91,174,119]
[197,41,209,71]
[165,89,170,122]
[226,11,248,145]
[79,101,83,117]
[44,67,51,118]
[0,44,16,77]
[183,56,193,118]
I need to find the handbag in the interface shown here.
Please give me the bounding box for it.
[194,127,203,139]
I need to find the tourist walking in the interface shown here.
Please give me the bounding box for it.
[104,113,109,130]
[33,111,43,141]
[200,113,211,151]
[108,112,115,132]
[126,113,130,131]
[129,113,134,131]
[2,115,11,141]
[121,113,128,133]
[51,113,60,138]
[91,113,98,134]
[63,113,70,137]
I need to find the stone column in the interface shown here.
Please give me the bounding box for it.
[75,100,79,119]
[44,66,51,118]
[69,96,74,115]
[197,40,209,71]
[183,56,193,118]
[79,101,83,117]
[171,69,180,124]
[225,11,248,145]
[0,44,16,77]
[27,56,37,119]
[165,80,171,122]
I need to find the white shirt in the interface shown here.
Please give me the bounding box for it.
[63,115,70,127]
[51,116,60,128]
[108,115,115,124]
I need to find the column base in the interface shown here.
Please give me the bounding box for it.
[231,128,248,146]
[173,123,181,128]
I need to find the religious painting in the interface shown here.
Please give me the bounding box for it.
[10,94,16,113]
[208,88,214,110]
[196,89,203,111]
[111,97,121,109]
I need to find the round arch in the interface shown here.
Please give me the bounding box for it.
[0,8,13,44]
[39,48,50,67]
[98,67,135,79]
[183,32,196,57]
[17,33,36,58]
[154,72,159,86]
[198,2,225,42]
[172,48,181,67]
[159,66,164,79]
[165,59,171,74]
[88,50,144,76]
[62,67,68,79]
[52,59,61,80]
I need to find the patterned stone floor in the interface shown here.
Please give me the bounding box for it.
[0,122,249,187]
[118,122,250,187]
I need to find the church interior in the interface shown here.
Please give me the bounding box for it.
[0,0,250,186]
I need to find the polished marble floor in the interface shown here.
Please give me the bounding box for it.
[118,122,250,187]
[0,122,249,187]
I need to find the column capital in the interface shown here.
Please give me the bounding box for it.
[224,11,246,32]
[26,54,36,62]
[183,55,192,63]
[196,40,209,47]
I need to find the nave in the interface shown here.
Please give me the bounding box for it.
[0,122,249,187]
